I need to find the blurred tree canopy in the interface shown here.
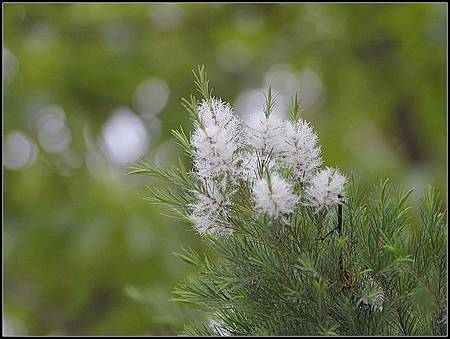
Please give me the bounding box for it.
[3,3,447,335]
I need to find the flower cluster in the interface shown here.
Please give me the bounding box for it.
[306,167,346,211]
[283,120,322,182]
[245,112,285,158]
[189,181,233,237]
[252,173,298,217]
[188,90,346,237]
[191,98,241,182]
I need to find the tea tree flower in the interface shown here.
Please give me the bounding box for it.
[245,113,284,157]
[244,86,285,158]
[283,119,322,182]
[191,98,241,181]
[198,97,237,130]
[305,167,346,210]
[133,67,447,336]
[240,151,277,182]
[189,182,232,236]
[252,173,298,217]
[191,124,239,179]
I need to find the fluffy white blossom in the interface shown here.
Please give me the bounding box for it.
[245,112,284,157]
[305,167,346,210]
[283,119,322,182]
[189,89,346,230]
[252,173,298,217]
[191,98,241,181]
[189,182,233,236]
[192,124,238,179]
[240,151,278,182]
[198,97,237,130]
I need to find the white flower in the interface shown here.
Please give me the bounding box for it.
[189,182,232,236]
[192,124,238,179]
[191,98,241,181]
[198,97,237,130]
[240,151,277,182]
[252,173,298,217]
[244,112,284,158]
[283,119,322,182]
[305,167,346,210]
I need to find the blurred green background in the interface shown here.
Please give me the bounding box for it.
[3,3,447,336]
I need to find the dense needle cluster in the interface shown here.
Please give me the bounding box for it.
[132,67,447,336]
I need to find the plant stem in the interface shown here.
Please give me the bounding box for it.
[337,204,344,283]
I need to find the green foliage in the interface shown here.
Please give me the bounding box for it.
[4,3,446,335]
[134,72,448,336]
[150,171,447,335]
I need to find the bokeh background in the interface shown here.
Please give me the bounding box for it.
[3,3,447,336]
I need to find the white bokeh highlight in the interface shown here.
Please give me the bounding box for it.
[149,4,184,31]
[25,22,58,50]
[99,108,149,165]
[264,64,324,114]
[133,78,170,116]
[37,105,71,154]
[4,130,39,170]
[234,88,288,123]
[3,48,19,83]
